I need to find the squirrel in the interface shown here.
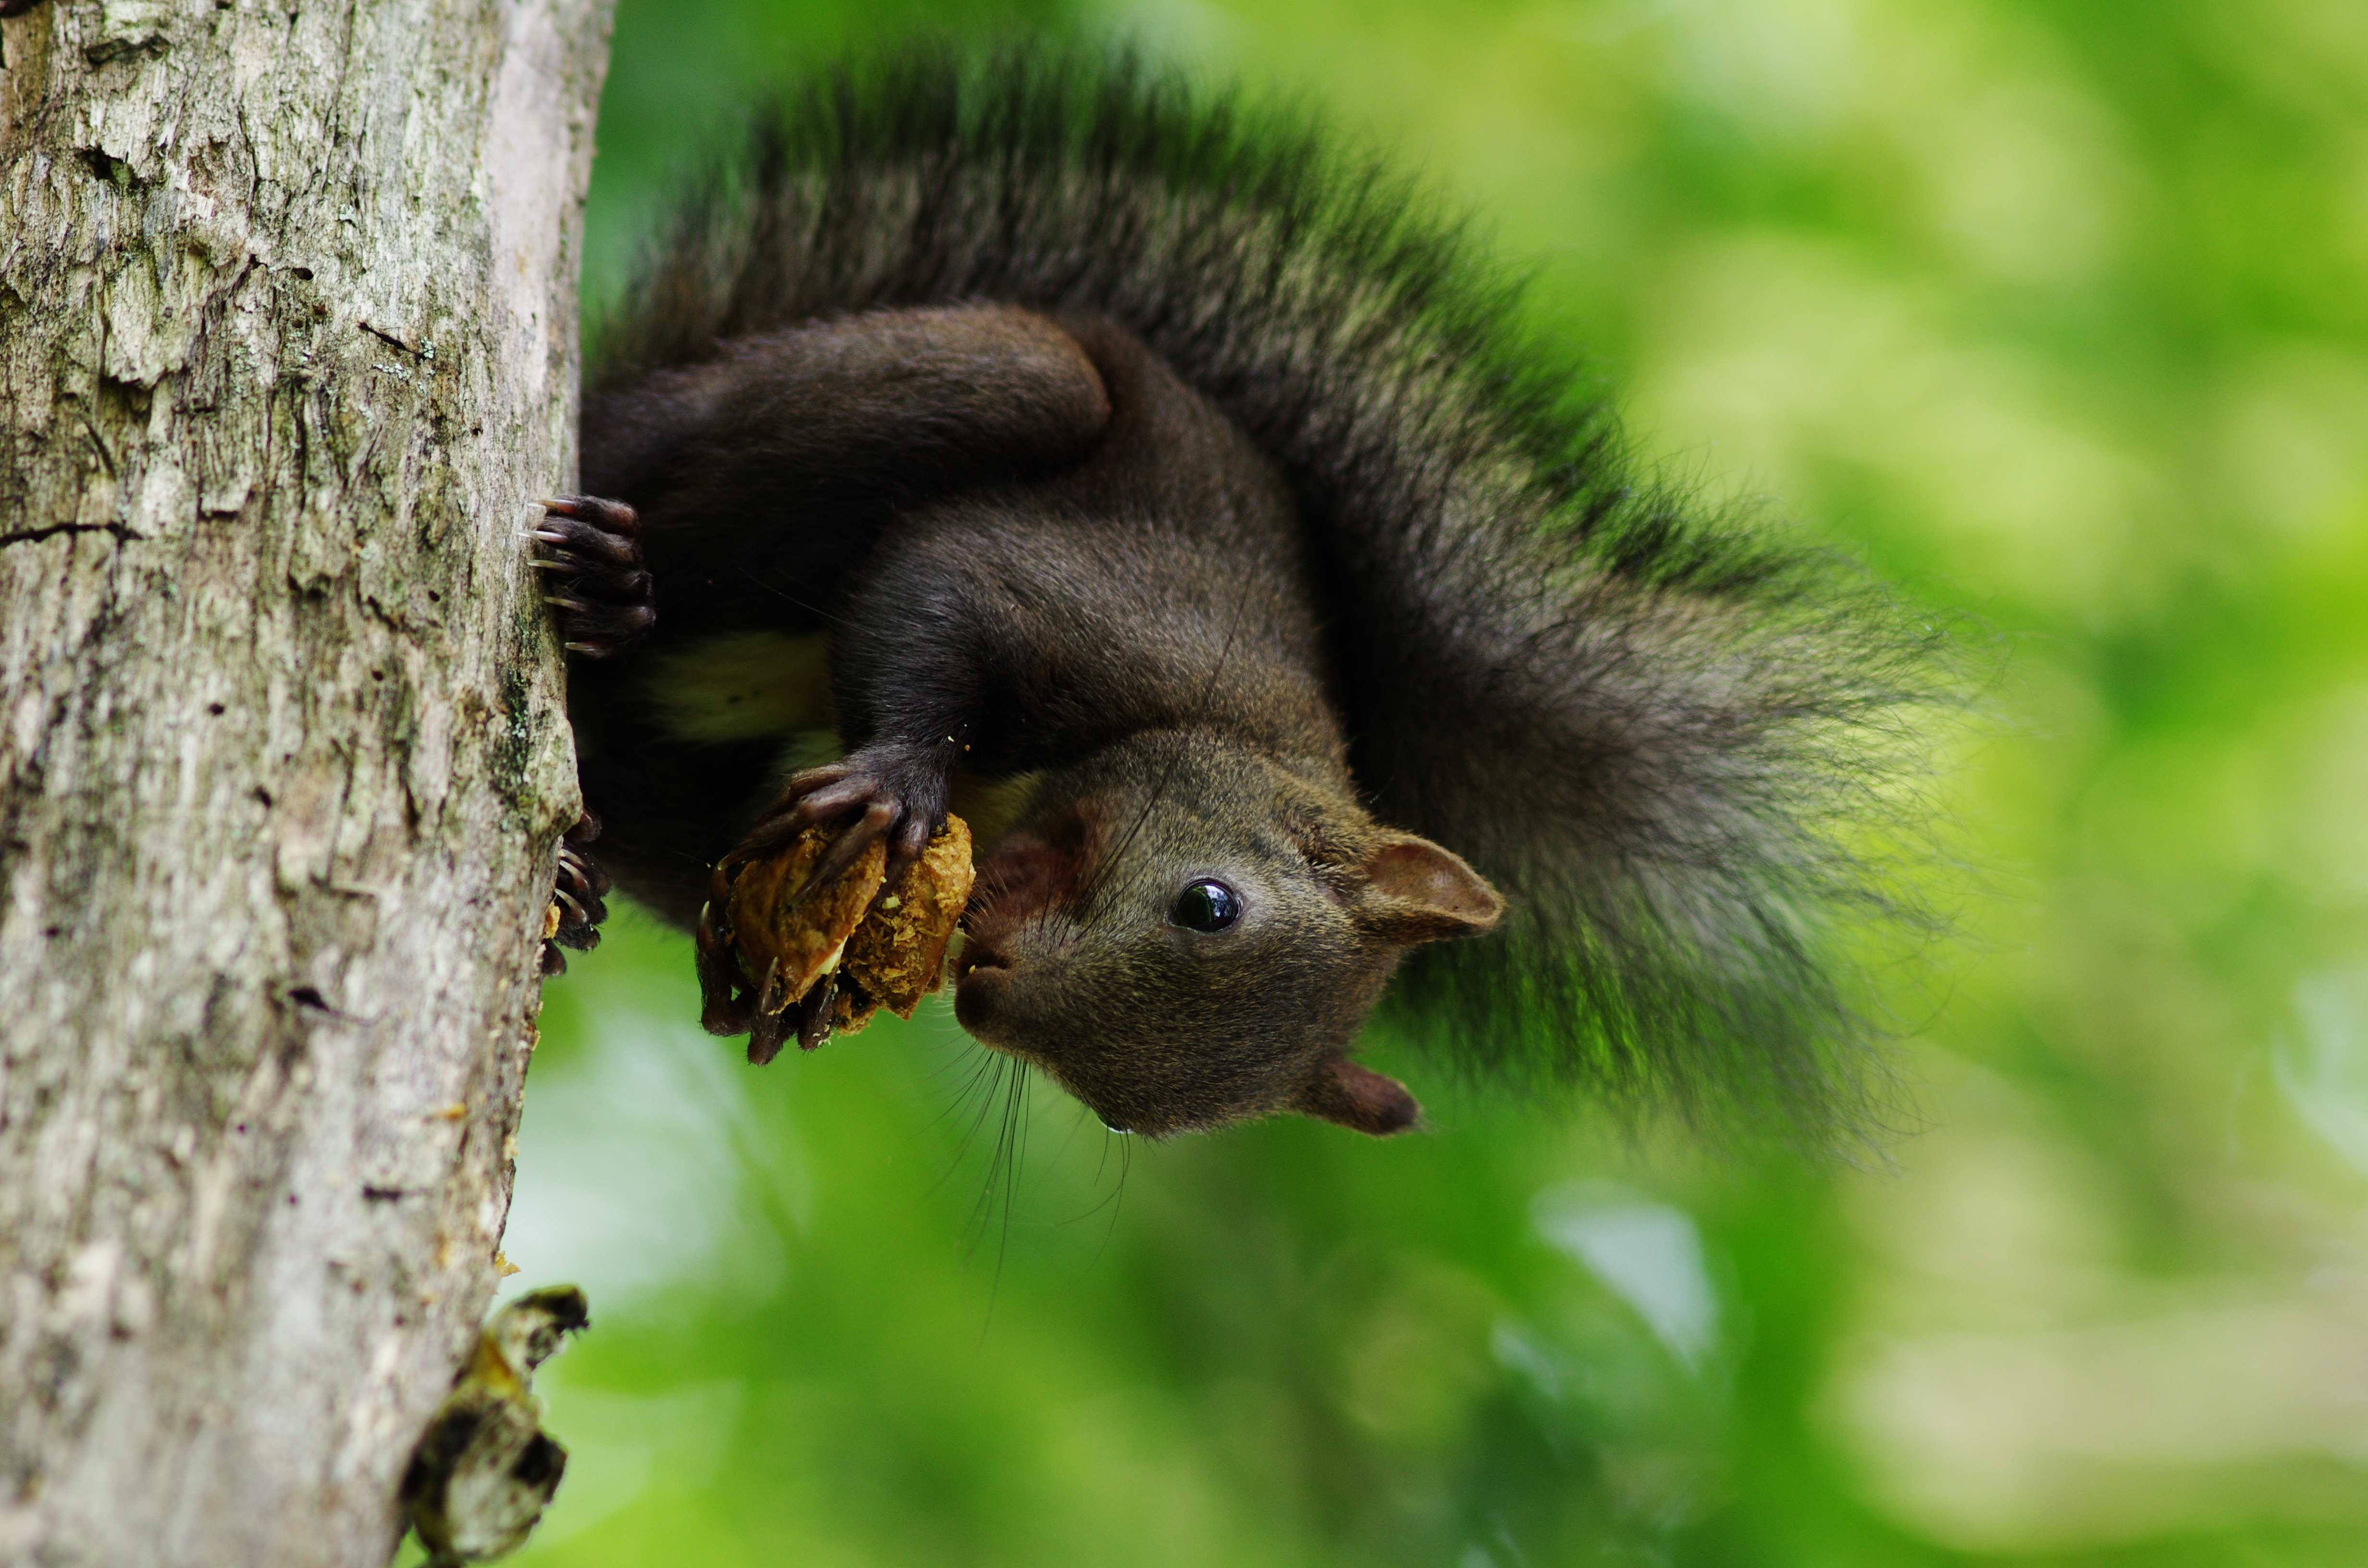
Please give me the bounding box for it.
[535,46,1942,1144]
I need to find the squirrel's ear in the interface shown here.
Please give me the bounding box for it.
[1357,835,1505,946]
[1294,1059,1421,1136]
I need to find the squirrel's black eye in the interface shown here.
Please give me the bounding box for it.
[1169,879,1241,932]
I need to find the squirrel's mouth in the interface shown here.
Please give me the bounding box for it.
[951,941,1010,1029]
[954,955,1035,1056]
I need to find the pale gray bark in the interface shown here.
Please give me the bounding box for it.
[0,2,611,1563]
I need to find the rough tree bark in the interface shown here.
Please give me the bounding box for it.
[0,2,611,1562]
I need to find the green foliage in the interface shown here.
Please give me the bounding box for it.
[461,2,2368,1563]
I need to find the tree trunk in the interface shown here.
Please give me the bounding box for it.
[0,2,610,1562]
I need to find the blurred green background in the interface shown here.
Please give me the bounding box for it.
[461,0,2368,1563]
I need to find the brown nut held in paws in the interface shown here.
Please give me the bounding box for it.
[832,816,975,1035]
[715,814,974,1059]
[727,829,888,1023]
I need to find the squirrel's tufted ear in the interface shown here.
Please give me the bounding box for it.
[1356,834,1505,946]
[1294,1058,1421,1136]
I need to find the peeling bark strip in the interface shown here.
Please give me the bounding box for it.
[0,3,611,1564]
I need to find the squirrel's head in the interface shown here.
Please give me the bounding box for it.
[953,733,1503,1138]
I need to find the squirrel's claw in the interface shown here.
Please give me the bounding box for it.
[532,496,654,656]
[541,814,610,976]
[694,869,755,1038]
[762,740,953,903]
[791,798,898,898]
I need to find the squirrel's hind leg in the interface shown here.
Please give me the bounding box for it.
[531,495,654,656]
[529,498,647,975]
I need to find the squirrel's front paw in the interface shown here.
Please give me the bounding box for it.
[695,742,952,1057]
[742,740,954,897]
[531,496,654,656]
[541,814,610,976]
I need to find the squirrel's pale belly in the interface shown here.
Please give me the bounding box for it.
[637,628,1042,846]
[641,630,835,743]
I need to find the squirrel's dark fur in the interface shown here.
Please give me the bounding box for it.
[543,46,1943,1145]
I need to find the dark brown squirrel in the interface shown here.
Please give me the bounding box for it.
[537,48,1943,1144]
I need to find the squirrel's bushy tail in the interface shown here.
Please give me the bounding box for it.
[598,42,1955,1149]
